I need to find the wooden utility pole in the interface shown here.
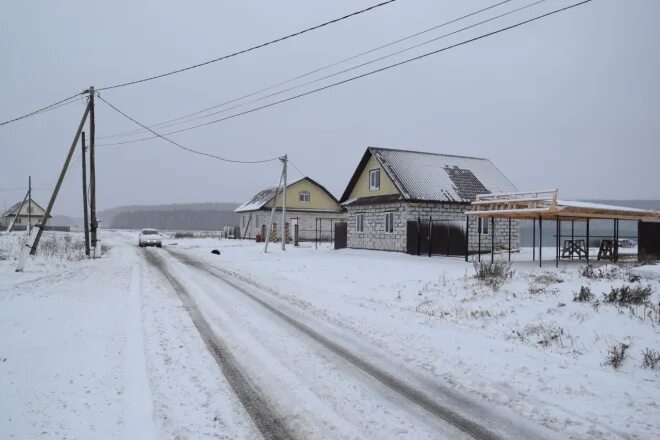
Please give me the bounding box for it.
[88,86,98,257]
[281,154,287,251]
[27,176,32,234]
[6,189,28,233]
[28,103,90,256]
[81,131,91,257]
[264,165,284,253]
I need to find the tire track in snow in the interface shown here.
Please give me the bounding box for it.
[143,249,297,440]
[168,249,504,440]
[124,256,159,439]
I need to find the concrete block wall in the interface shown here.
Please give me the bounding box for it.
[466,216,520,253]
[346,201,520,253]
[346,202,408,252]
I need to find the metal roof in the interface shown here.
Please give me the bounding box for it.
[340,147,517,203]
[235,187,281,213]
[1,199,48,217]
[235,177,341,213]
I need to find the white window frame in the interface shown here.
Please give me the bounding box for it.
[299,191,310,203]
[478,217,490,235]
[369,169,380,191]
[356,213,365,233]
[384,212,394,233]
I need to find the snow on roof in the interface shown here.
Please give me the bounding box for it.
[558,200,658,214]
[369,147,517,203]
[1,198,48,217]
[1,202,22,217]
[235,177,306,213]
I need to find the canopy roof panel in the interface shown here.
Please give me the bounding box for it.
[467,189,660,221]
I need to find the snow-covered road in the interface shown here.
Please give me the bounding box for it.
[2,231,658,439]
[141,246,553,440]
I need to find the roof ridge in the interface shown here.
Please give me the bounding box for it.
[369,146,490,161]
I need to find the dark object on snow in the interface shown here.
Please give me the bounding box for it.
[211,249,221,255]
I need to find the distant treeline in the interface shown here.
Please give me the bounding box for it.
[110,209,239,231]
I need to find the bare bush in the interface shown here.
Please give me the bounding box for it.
[473,260,514,290]
[603,284,653,305]
[579,264,621,280]
[605,342,630,369]
[37,235,87,261]
[415,299,438,317]
[641,348,660,370]
[510,323,563,347]
[573,286,595,302]
[532,272,564,285]
[528,282,558,295]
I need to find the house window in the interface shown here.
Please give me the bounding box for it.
[369,169,380,191]
[478,218,490,235]
[356,213,365,232]
[299,191,310,203]
[16,217,21,224]
[384,212,394,233]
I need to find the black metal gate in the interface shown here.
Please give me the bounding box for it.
[407,219,466,256]
[334,222,347,250]
[639,221,660,260]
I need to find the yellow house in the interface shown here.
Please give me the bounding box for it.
[235,177,345,241]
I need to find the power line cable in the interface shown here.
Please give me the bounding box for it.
[289,160,307,178]
[97,0,592,147]
[100,0,547,142]
[97,95,282,164]
[0,92,85,127]
[1,2,395,129]
[97,0,397,92]
[99,0,514,140]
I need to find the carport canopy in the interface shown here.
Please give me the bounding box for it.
[464,189,660,267]
[466,189,660,222]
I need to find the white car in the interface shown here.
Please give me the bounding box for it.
[139,229,163,247]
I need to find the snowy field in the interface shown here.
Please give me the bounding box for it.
[1,230,659,439]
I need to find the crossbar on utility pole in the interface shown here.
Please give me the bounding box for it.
[29,102,91,255]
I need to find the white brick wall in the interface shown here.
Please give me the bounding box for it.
[345,201,520,253]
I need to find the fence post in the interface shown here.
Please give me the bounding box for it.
[478,218,482,262]
[490,217,495,264]
[465,216,469,262]
[271,223,277,243]
[294,223,299,246]
[428,216,433,257]
[417,216,421,256]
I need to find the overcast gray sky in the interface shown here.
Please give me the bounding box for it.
[1,0,659,216]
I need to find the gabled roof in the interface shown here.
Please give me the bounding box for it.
[1,199,49,217]
[235,177,340,213]
[340,147,517,204]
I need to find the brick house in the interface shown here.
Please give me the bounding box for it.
[236,177,344,241]
[338,147,520,253]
